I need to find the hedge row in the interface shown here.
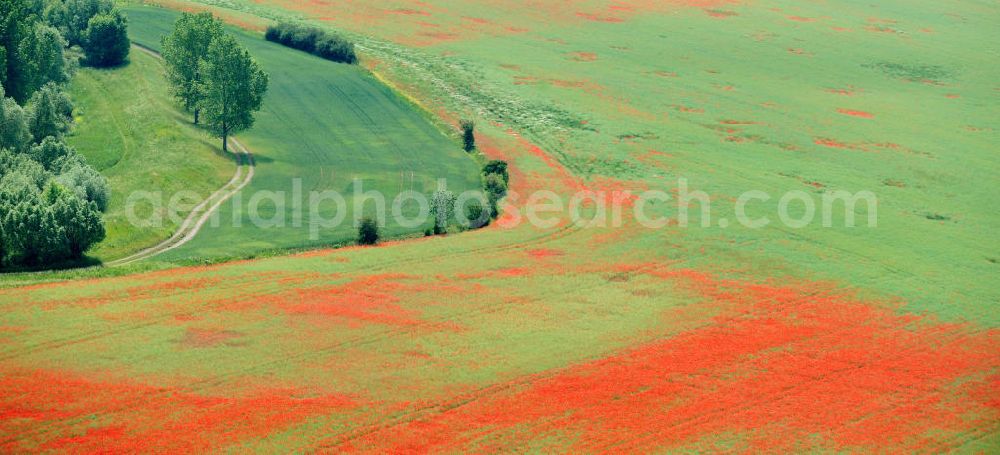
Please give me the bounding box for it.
[265,23,357,64]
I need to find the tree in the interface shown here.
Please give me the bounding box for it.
[197,33,268,152]
[483,173,507,220]
[82,9,128,67]
[1,0,39,103]
[45,0,112,46]
[29,135,76,169]
[483,160,509,184]
[161,12,223,124]
[430,189,456,235]
[0,88,31,152]
[460,119,475,152]
[47,182,105,258]
[357,216,379,245]
[21,23,68,93]
[27,83,67,142]
[0,177,62,266]
[55,158,109,211]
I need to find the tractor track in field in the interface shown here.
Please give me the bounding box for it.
[104,44,255,267]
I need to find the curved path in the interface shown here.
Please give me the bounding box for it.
[105,44,255,267]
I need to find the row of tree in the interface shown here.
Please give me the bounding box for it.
[264,22,357,64]
[161,12,268,152]
[1,0,116,268]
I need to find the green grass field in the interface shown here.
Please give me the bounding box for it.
[124,5,482,262]
[0,0,996,451]
[66,48,234,262]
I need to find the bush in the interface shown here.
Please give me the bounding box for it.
[464,199,489,228]
[357,216,379,245]
[265,22,357,64]
[483,159,509,184]
[460,119,475,152]
[83,9,129,67]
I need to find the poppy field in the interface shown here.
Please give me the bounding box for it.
[1,0,997,451]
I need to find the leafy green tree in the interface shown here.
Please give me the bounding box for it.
[1,0,39,102]
[29,135,75,169]
[0,87,31,152]
[483,173,507,219]
[45,0,112,46]
[430,189,456,234]
[0,148,50,189]
[47,182,105,257]
[82,9,128,67]
[161,12,223,124]
[0,176,61,266]
[55,158,109,211]
[483,160,509,184]
[27,83,68,142]
[197,33,268,152]
[17,23,68,96]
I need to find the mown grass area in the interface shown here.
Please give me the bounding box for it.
[65,48,234,262]
[124,5,482,262]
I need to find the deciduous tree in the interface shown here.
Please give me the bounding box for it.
[197,33,268,152]
[161,12,223,124]
[83,9,128,67]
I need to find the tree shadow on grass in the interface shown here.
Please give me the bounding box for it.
[0,256,103,274]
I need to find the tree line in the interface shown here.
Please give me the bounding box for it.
[0,0,121,268]
[264,22,357,65]
[161,12,268,152]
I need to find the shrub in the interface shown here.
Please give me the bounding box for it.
[464,199,489,228]
[265,22,357,64]
[483,159,509,184]
[460,119,475,152]
[83,9,129,68]
[357,216,379,245]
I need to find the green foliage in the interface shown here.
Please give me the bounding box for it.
[464,198,488,228]
[26,82,69,142]
[0,163,105,267]
[83,9,128,67]
[0,0,39,102]
[430,189,456,234]
[47,181,105,257]
[460,119,475,152]
[0,88,31,152]
[197,33,268,151]
[264,22,357,64]
[55,157,109,211]
[16,22,69,96]
[482,159,509,184]
[29,134,75,169]
[161,12,223,122]
[483,172,507,219]
[44,0,112,46]
[357,216,379,245]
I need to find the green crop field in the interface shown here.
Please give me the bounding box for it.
[66,48,234,262]
[124,5,482,262]
[0,0,997,452]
